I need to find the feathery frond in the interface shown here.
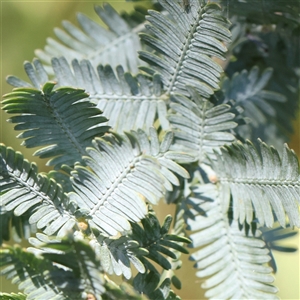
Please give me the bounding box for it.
[1,0,299,299]
[0,239,106,300]
[133,271,181,300]
[0,293,27,300]
[103,279,148,300]
[131,212,190,272]
[41,237,106,300]
[169,87,238,162]
[35,3,145,74]
[210,140,300,227]
[70,129,192,236]
[7,58,169,134]
[223,2,300,147]
[2,82,109,169]
[0,245,63,300]
[222,67,286,127]
[0,208,36,245]
[187,183,279,300]
[0,145,77,237]
[221,66,286,146]
[159,202,191,290]
[91,211,190,280]
[221,0,300,27]
[90,233,148,280]
[139,0,231,97]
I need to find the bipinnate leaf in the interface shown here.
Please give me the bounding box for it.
[70,129,192,236]
[90,234,148,280]
[187,183,279,300]
[210,140,300,227]
[133,271,181,300]
[139,0,231,98]
[7,58,170,134]
[0,238,106,300]
[0,245,64,299]
[0,144,77,237]
[35,3,145,74]
[222,67,286,128]
[131,212,190,272]
[169,87,238,162]
[2,82,109,170]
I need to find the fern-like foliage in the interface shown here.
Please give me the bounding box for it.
[103,279,148,300]
[159,202,190,290]
[221,66,287,148]
[210,140,300,227]
[28,211,191,282]
[222,0,300,146]
[7,58,170,134]
[133,271,181,300]
[1,240,148,300]
[0,293,27,300]
[0,238,106,300]
[222,66,286,127]
[139,0,231,98]
[0,244,64,299]
[0,208,36,245]
[220,0,300,26]
[41,238,106,300]
[90,233,148,279]
[70,128,191,235]
[131,213,190,272]
[2,82,109,169]
[187,183,279,300]
[1,128,192,239]
[1,0,300,299]
[0,144,77,237]
[169,86,239,161]
[35,3,146,74]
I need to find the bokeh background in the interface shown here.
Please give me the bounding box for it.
[1,1,299,299]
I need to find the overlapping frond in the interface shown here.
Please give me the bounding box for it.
[222,67,286,127]
[41,238,106,300]
[0,208,36,245]
[131,213,190,272]
[0,239,106,300]
[7,58,169,134]
[102,279,148,300]
[70,129,192,236]
[169,87,238,162]
[90,233,148,280]
[2,82,109,169]
[133,271,181,300]
[221,66,287,146]
[35,3,145,74]
[210,140,300,227]
[0,245,63,299]
[0,145,77,237]
[91,212,190,280]
[187,183,278,300]
[0,293,26,300]
[139,0,231,97]
[159,202,190,290]
[223,2,300,147]
[221,0,300,27]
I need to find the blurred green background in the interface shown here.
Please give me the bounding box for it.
[1,1,299,299]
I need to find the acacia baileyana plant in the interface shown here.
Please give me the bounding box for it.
[1,0,299,299]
